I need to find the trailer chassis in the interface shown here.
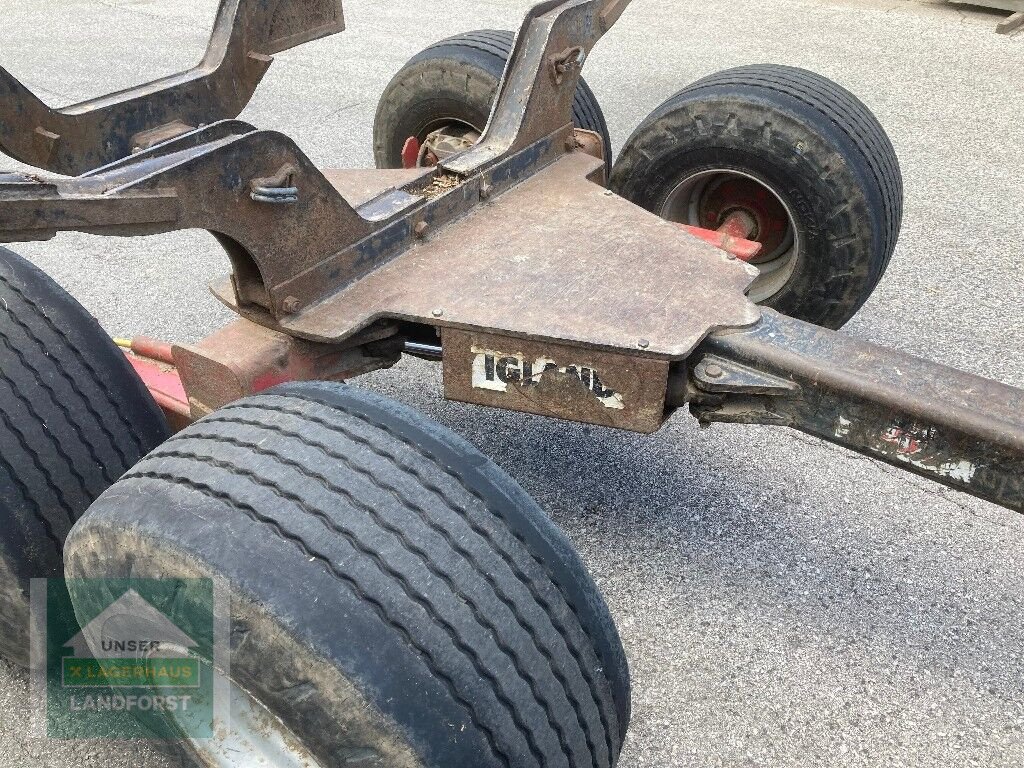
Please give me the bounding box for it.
[1,0,1020,516]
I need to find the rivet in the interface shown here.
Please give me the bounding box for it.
[705,363,724,379]
[432,308,444,318]
[726,252,737,260]
[637,338,650,349]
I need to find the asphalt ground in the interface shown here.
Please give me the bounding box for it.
[1,0,1023,765]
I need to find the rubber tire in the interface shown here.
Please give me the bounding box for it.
[0,247,169,666]
[609,64,903,329]
[373,30,613,179]
[65,382,630,768]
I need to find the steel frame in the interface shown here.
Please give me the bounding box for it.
[0,0,345,176]
[1,0,1022,514]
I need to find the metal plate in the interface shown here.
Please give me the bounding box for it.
[442,329,670,433]
[321,168,430,207]
[275,152,762,358]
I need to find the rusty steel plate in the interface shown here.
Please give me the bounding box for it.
[321,168,430,207]
[442,329,670,433]
[270,153,761,360]
[270,152,761,358]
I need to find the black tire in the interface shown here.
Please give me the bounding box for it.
[0,247,169,666]
[65,382,630,768]
[609,64,903,329]
[374,30,613,179]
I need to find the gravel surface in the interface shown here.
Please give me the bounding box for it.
[1,0,1022,766]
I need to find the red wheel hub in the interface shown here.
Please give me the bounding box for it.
[699,177,790,261]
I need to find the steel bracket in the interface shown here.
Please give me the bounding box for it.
[0,0,344,175]
[691,354,801,396]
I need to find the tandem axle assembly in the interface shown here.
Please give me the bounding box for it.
[0,1,1019,766]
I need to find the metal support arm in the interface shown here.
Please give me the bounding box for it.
[686,310,1024,512]
[444,0,633,175]
[0,115,577,325]
[0,0,344,175]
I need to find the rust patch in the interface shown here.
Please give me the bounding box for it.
[442,329,669,433]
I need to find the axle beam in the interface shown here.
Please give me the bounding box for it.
[686,311,1024,512]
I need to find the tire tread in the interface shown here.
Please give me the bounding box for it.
[683,65,902,271]
[212,399,617,766]
[0,248,169,666]
[610,65,903,327]
[94,383,627,767]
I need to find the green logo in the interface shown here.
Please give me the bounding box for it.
[33,578,224,740]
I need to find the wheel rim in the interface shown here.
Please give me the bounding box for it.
[177,668,324,768]
[660,169,801,304]
[407,118,482,167]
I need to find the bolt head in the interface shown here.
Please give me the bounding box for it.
[704,363,724,379]
[432,308,444,318]
[637,338,650,349]
[479,184,492,200]
[414,221,430,238]
[282,296,300,314]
